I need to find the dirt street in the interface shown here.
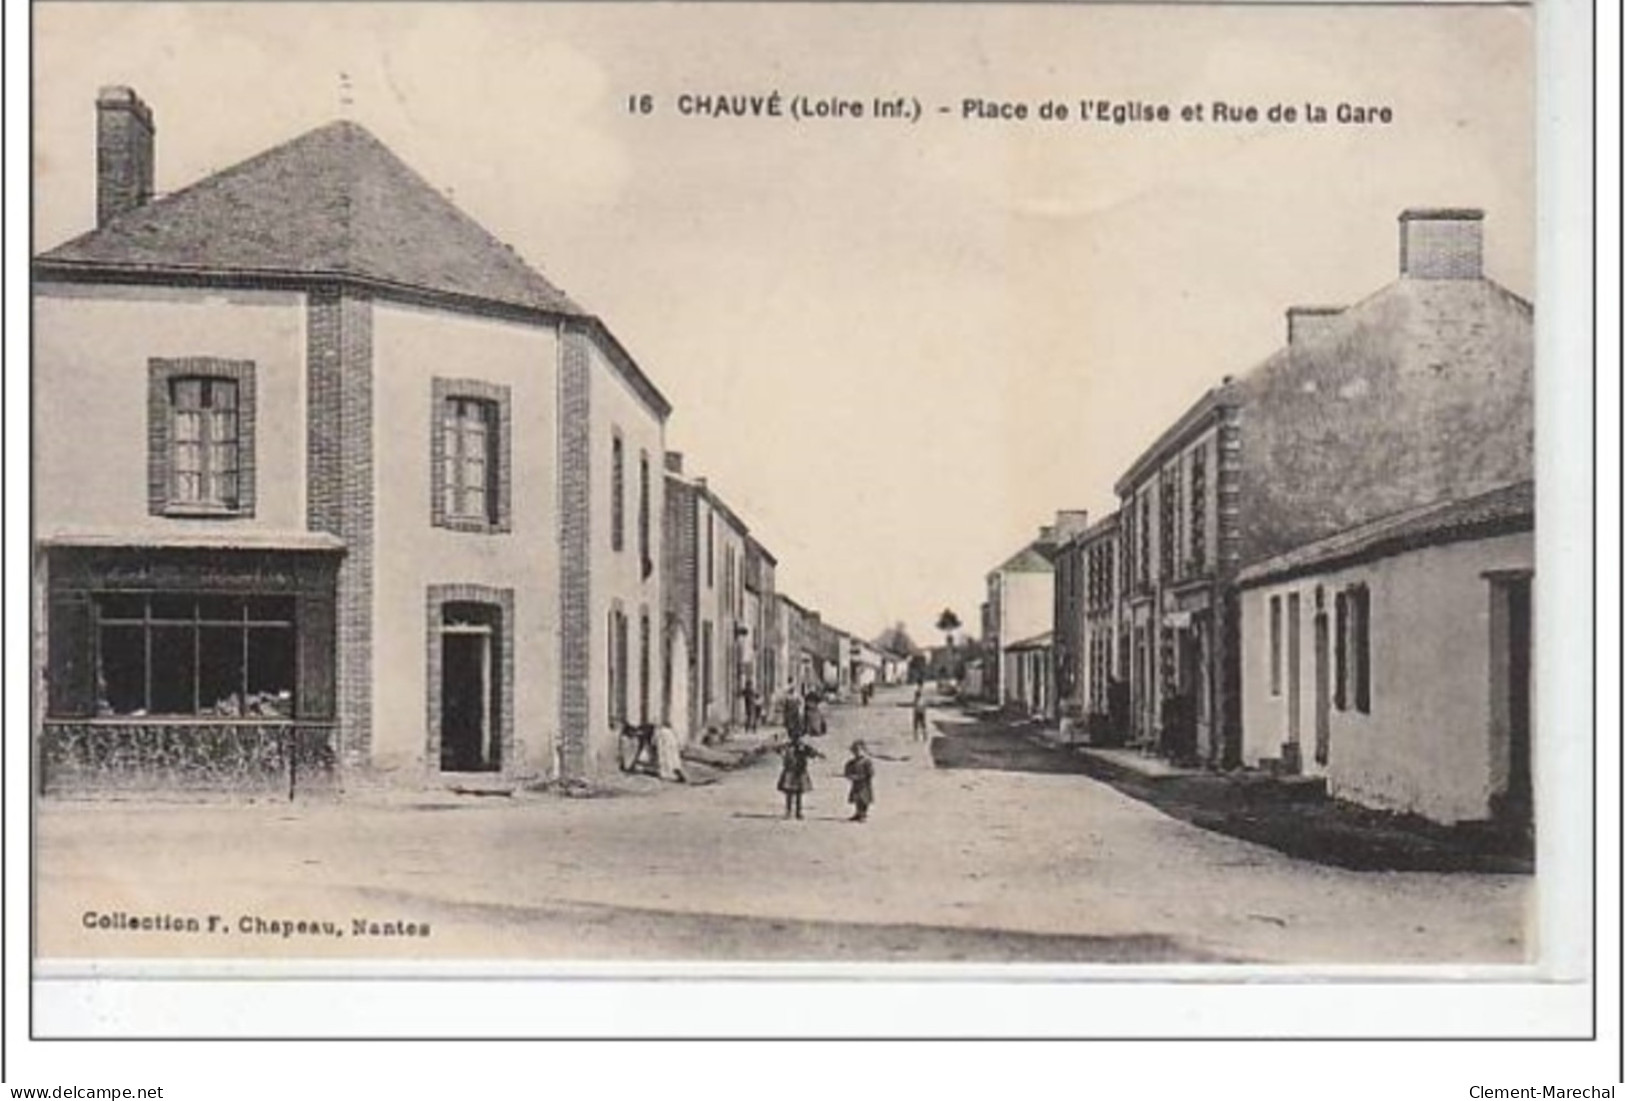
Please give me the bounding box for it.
[35,688,1530,964]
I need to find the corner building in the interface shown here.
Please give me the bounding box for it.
[34,88,669,792]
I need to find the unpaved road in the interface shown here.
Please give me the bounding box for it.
[35,688,1530,964]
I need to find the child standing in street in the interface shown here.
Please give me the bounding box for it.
[844,740,875,823]
[776,732,822,820]
[911,686,929,741]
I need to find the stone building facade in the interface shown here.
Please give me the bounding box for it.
[1237,482,1533,827]
[34,88,670,791]
[1098,207,1532,778]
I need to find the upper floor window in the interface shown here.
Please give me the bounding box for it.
[638,450,652,576]
[431,379,511,534]
[173,378,239,507]
[611,432,626,552]
[1121,508,1137,593]
[1189,446,1208,574]
[1138,493,1152,590]
[445,398,494,521]
[148,358,256,517]
[1159,467,1180,581]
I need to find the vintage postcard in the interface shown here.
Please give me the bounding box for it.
[22,0,1592,1047]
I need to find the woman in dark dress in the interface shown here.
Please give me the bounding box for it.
[776,732,822,819]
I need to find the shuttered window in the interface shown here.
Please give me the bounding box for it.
[148,358,256,517]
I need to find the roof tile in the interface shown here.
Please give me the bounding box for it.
[36,120,586,317]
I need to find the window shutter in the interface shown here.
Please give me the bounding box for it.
[1333,590,1348,711]
[148,368,172,515]
[47,594,96,717]
[236,365,257,514]
[1354,586,1371,714]
[296,594,336,721]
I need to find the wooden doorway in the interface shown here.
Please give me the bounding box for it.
[1313,609,1330,767]
[1489,572,1533,830]
[1286,592,1302,758]
[440,603,499,772]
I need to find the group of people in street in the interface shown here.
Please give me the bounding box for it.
[776,734,873,822]
[772,680,934,823]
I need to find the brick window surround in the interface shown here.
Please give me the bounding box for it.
[148,357,256,517]
[430,377,513,534]
[424,584,515,774]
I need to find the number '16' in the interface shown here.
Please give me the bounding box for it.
[628,94,654,115]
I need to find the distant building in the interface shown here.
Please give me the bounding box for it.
[1114,384,1239,764]
[662,455,700,741]
[774,592,810,696]
[1053,510,1122,743]
[1236,481,1532,828]
[662,455,769,740]
[743,536,779,712]
[984,511,1087,715]
[1004,630,1054,717]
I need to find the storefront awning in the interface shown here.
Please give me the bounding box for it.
[37,529,346,553]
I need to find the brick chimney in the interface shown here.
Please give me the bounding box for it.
[664,451,684,474]
[96,86,155,227]
[1398,208,1484,280]
[1287,306,1345,345]
[1052,509,1091,542]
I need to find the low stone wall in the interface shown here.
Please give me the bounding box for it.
[40,721,337,797]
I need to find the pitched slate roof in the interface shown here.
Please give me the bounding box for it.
[36,121,587,317]
[992,543,1055,576]
[1005,630,1054,652]
[1233,275,1532,563]
[1235,479,1533,588]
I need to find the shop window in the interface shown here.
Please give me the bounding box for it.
[92,593,295,718]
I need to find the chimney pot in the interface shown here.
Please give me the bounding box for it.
[1398,208,1484,280]
[1287,306,1345,345]
[1052,509,1091,541]
[96,86,156,227]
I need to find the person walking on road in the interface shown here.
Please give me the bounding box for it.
[776,731,822,820]
[804,686,826,737]
[783,689,805,740]
[844,740,875,823]
[911,685,929,741]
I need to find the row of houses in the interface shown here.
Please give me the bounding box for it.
[978,208,1534,829]
[29,87,856,794]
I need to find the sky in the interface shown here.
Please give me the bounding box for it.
[32,2,1534,646]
